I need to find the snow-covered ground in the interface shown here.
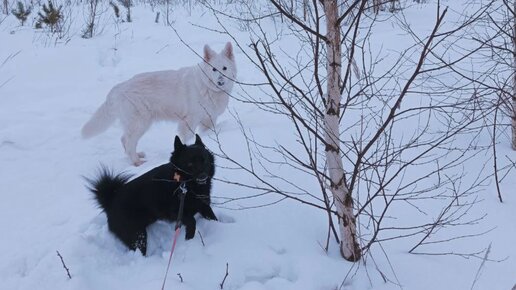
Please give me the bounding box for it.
[1,1,515,289]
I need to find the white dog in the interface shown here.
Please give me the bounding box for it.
[82,42,236,166]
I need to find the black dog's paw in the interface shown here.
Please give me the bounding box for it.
[202,212,218,221]
[183,216,196,240]
[185,228,195,240]
[201,206,218,221]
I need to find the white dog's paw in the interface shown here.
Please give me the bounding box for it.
[132,158,146,167]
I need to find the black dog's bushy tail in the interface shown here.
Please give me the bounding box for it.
[85,165,132,211]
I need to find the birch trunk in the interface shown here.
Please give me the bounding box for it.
[323,0,361,262]
[512,0,516,150]
[3,0,8,15]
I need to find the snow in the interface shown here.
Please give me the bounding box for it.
[1,1,516,289]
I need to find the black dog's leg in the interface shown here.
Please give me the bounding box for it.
[199,205,218,221]
[111,223,148,256]
[182,215,196,240]
[131,229,148,256]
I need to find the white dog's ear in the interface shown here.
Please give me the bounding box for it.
[223,42,234,61]
[204,45,216,62]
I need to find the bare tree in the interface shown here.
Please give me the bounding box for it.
[199,0,498,271]
[372,0,400,13]
[476,1,516,150]
[321,0,361,262]
[512,0,516,149]
[117,0,131,22]
[2,0,8,15]
[82,0,100,39]
[467,0,516,202]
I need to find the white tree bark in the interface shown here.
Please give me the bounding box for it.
[3,0,8,15]
[323,0,361,262]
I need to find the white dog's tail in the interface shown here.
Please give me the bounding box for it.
[81,101,116,138]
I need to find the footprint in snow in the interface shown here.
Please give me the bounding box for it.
[215,212,236,224]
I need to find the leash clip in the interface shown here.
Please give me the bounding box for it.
[179,182,187,195]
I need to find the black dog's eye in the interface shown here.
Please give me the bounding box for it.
[212,68,217,72]
[222,66,227,71]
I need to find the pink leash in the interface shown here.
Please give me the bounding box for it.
[161,227,181,290]
[161,180,187,290]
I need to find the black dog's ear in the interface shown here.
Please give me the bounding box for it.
[174,136,185,151]
[194,134,205,147]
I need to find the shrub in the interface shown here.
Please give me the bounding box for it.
[11,1,31,26]
[35,0,63,33]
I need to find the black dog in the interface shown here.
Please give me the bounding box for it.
[86,135,218,255]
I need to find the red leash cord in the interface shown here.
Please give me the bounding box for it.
[161,227,181,290]
[161,180,187,290]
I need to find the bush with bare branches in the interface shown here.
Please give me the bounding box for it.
[198,0,498,269]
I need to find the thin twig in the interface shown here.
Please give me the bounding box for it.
[470,243,491,290]
[56,250,72,279]
[219,263,229,289]
[492,101,503,202]
[197,230,206,247]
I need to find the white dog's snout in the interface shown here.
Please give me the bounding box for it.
[217,75,225,86]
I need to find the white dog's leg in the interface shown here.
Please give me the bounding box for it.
[121,119,150,166]
[200,115,217,132]
[178,122,194,142]
[178,116,202,142]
